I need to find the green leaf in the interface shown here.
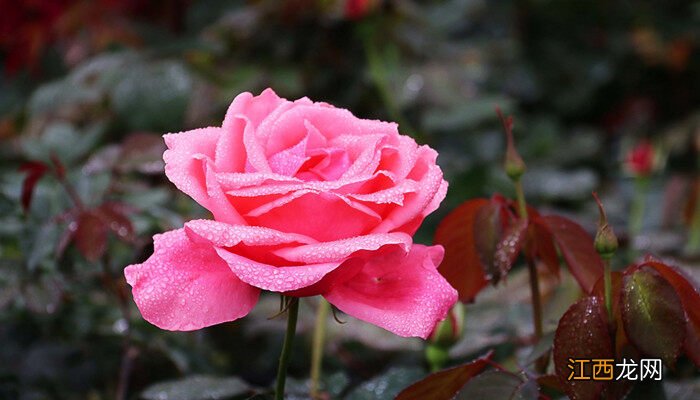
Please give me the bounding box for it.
[141,375,251,400]
[622,267,686,366]
[112,61,193,132]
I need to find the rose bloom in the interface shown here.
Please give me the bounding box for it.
[624,139,656,177]
[124,89,457,338]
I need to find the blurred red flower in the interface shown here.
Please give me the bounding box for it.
[624,139,656,177]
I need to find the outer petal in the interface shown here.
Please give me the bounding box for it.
[273,232,412,264]
[322,244,458,338]
[163,127,220,207]
[124,229,260,331]
[215,248,342,292]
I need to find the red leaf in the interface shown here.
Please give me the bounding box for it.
[540,215,604,293]
[117,132,167,174]
[621,267,686,366]
[97,202,135,241]
[493,216,527,280]
[75,211,108,262]
[395,351,493,400]
[528,215,561,277]
[435,199,490,303]
[473,201,504,281]
[640,260,700,367]
[553,296,613,400]
[19,161,49,212]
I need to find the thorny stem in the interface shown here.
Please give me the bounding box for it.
[310,299,330,399]
[276,297,300,400]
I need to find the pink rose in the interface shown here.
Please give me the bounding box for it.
[124,89,457,338]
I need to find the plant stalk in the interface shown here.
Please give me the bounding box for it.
[275,297,300,400]
[310,299,330,399]
[628,177,649,255]
[603,259,612,319]
[514,181,543,339]
[686,184,700,255]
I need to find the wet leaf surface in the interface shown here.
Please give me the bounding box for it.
[434,198,490,302]
[395,352,492,400]
[457,371,537,400]
[141,375,251,400]
[540,215,603,293]
[553,296,612,400]
[621,267,686,366]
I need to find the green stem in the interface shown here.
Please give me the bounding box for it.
[514,180,528,218]
[363,33,421,142]
[275,298,299,400]
[310,299,330,399]
[686,188,700,255]
[603,258,612,319]
[526,258,543,340]
[514,181,542,338]
[628,177,649,244]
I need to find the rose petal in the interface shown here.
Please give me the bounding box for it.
[274,232,412,263]
[268,134,310,176]
[163,127,220,206]
[323,244,458,338]
[246,192,381,242]
[222,88,285,131]
[124,229,260,331]
[184,219,315,247]
[373,163,446,234]
[214,248,341,292]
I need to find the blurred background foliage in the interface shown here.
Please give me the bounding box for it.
[1,0,699,399]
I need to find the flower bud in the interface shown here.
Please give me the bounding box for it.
[428,302,465,348]
[624,139,656,177]
[497,108,526,181]
[592,193,618,259]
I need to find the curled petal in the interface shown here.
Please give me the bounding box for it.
[124,229,259,331]
[373,163,446,234]
[323,244,458,338]
[214,248,341,292]
[163,127,220,207]
[274,232,412,264]
[184,219,315,247]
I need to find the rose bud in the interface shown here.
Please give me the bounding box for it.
[624,139,656,177]
[593,193,618,259]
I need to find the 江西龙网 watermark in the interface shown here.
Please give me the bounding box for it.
[567,358,662,381]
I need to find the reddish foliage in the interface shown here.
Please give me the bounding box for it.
[553,296,612,400]
[435,196,603,302]
[434,199,489,303]
[395,351,493,400]
[19,161,50,213]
